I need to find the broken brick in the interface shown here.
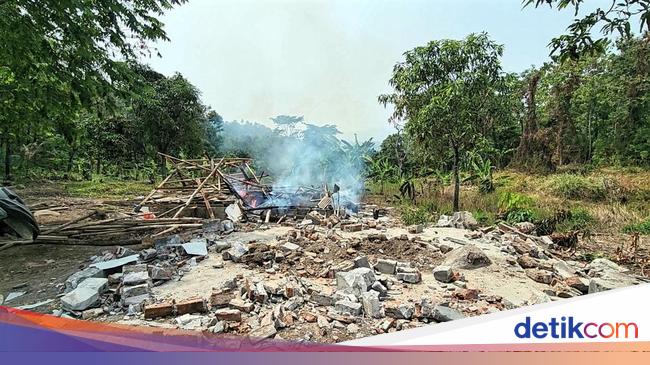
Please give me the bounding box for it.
[175,297,207,315]
[210,289,233,308]
[144,302,174,319]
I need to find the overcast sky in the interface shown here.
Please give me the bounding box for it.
[144,0,601,142]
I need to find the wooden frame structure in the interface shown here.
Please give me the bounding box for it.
[136,153,266,220]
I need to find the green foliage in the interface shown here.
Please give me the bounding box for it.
[379,33,508,211]
[399,204,434,225]
[64,178,152,199]
[464,152,495,193]
[498,191,537,223]
[622,219,650,235]
[555,208,596,232]
[547,174,607,201]
[524,0,649,61]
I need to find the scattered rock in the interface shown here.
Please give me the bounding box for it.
[336,267,376,296]
[432,305,465,322]
[360,291,383,318]
[443,244,492,269]
[335,300,363,316]
[433,265,454,283]
[374,259,397,275]
[384,302,414,319]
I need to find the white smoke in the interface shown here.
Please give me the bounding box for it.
[219,118,372,208]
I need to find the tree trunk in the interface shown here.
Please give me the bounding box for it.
[452,145,460,212]
[66,148,76,174]
[159,153,167,177]
[4,139,11,183]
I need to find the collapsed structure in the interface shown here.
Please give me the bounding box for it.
[1,154,647,345]
[137,153,354,225]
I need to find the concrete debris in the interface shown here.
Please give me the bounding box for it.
[122,264,150,285]
[443,244,492,269]
[223,242,249,262]
[225,203,245,223]
[407,224,423,234]
[336,268,376,296]
[31,197,641,344]
[360,291,383,318]
[310,289,336,307]
[433,265,455,283]
[384,302,414,320]
[61,279,106,311]
[65,267,104,292]
[432,305,465,322]
[374,259,397,275]
[436,215,452,227]
[335,300,363,316]
[353,256,371,269]
[91,254,139,272]
[450,211,478,230]
[150,262,174,280]
[182,238,208,256]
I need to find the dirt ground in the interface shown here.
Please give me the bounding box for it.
[0,184,140,310]
[0,183,647,344]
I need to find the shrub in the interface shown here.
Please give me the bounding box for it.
[556,208,595,232]
[472,210,495,225]
[547,174,607,201]
[498,191,537,223]
[399,204,433,225]
[622,219,650,235]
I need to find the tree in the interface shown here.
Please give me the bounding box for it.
[379,33,505,211]
[132,67,210,175]
[0,0,186,180]
[524,0,650,61]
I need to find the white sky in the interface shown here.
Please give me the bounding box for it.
[144,0,603,142]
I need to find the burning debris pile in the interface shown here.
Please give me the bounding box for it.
[19,206,645,343]
[0,153,361,252]
[137,153,359,225]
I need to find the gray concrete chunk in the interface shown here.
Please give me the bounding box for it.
[335,300,362,316]
[65,267,105,292]
[336,267,376,296]
[374,259,397,274]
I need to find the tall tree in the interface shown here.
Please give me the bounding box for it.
[524,0,650,60]
[379,33,505,211]
[132,67,210,175]
[0,0,186,180]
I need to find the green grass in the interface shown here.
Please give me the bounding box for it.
[622,219,650,235]
[555,208,596,232]
[399,203,434,225]
[64,178,152,199]
[546,173,608,201]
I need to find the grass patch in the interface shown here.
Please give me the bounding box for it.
[64,178,152,199]
[622,219,650,235]
[555,208,596,232]
[399,204,434,225]
[546,173,608,201]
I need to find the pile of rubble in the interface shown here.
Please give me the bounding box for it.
[43,208,646,342]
